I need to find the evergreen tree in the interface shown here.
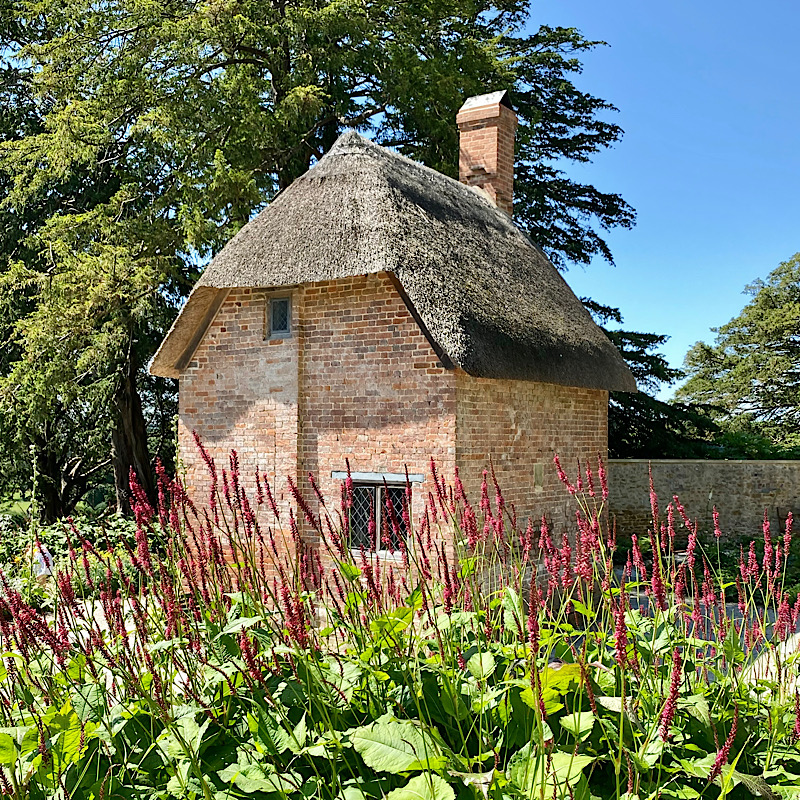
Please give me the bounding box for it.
[583,300,719,459]
[679,253,800,457]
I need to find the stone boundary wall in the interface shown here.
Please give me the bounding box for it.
[608,459,800,542]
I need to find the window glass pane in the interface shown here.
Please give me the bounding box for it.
[349,486,375,550]
[270,298,290,334]
[381,487,408,551]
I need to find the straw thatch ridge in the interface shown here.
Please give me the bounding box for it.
[150,131,636,392]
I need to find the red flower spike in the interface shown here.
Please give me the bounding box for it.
[708,706,739,783]
[659,648,682,740]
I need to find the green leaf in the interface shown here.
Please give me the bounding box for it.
[734,772,781,800]
[386,774,455,800]
[217,763,297,794]
[559,711,595,741]
[502,588,523,634]
[288,713,308,753]
[467,652,496,680]
[541,663,583,693]
[220,616,263,636]
[248,709,292,754]
[0,733,15,766]
[678,694,712,728]
[72,684,105,723]
[678,753,717,780]
[637,738,664,768]
[351,717,447,774]
[339,563,361,582]
[508,744,595,793]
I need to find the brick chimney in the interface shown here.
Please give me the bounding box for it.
[456,90,518,216]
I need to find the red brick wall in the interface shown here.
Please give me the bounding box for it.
[455,374,608,536]
[177,272,609,563]
[177,288,300,517]
[177,273,457,561]
[298,273,457,538]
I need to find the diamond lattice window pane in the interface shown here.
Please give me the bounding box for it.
[349,486,375,550]
[270,298,290,335]
[381,487,408,551]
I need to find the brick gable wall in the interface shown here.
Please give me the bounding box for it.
[177,273,457,565]
[298,273,457,544]
[178,288,300,513]
[177,273,608,566]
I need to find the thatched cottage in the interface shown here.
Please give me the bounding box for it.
[149,91,635,553]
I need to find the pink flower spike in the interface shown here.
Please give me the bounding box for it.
[649,466,659,525]
[659,648,682,740]
[553,455,576,495]
[708,706,739,783]
[597,454,609,500]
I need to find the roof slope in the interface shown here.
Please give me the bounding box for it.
[150,131,636,392]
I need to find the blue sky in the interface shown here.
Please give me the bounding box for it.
[528,0,800,397]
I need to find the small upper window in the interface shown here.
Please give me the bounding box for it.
[269,297,291,338]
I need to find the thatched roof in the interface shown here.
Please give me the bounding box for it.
[150,131,636,392]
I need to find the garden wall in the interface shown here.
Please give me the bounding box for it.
[608,459,800,541]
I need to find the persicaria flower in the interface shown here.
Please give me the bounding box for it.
[747,541,759,578]
[238,631,262,682]
[763,511,774,576]
[553,455,576,495]
[585,462,596,497]
[597,454,609,500]
[686,525,698,571]
[613,602,629,669]
[775,593,793,642]
[708,705,739,783]
[649,467,659,525]
[659,648,682,740]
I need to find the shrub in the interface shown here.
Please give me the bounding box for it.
[0,446,799,799]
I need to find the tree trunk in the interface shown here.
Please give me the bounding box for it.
[34,444,65,523]
[111,357,155,514]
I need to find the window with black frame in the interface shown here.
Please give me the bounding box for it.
[348,484,408,554]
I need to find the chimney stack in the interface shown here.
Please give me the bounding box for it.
[456,90,518,216]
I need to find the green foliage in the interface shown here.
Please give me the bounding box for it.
[680,252,800,457]
[1,454,800,799]
[583,299,720,458]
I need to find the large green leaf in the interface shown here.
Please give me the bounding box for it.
[678,694,712,728]
[220,616,264,636]
[467,653,496,680]
[247,709,292,755]
[217,762,298,794]
[351,717,447,774]
[0,733,15,766]
[72,684,105,723]
[386,774,455,800]
[559,711,595,741]
[502,588,523,635]
[508,743,595,795]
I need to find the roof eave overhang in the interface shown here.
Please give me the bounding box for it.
[148,286,230,378]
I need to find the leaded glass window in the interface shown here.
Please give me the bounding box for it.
[347,484,408,554]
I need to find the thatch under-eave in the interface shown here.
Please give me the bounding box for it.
[150,131,636,393]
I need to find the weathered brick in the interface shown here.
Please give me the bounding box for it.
[178,272,608,567]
